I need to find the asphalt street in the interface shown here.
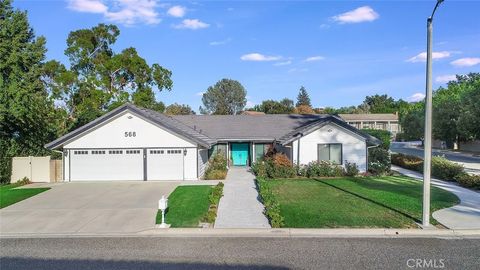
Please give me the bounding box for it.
[1,237,479,270]
[390,142,480,175]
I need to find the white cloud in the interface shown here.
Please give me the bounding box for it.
[407,93,425,102]
[174,19,210,29]
[68,0,107,13]
[407,51,451,63]
[68,0,160,26]
[209,38,231,46]
[305,56,325,62]
[319,24,330,29]
[435,75,457,83]
[246,100,256,108]
[240,53,281,62]
[274,60,292,66]
[451,57,480,67]
[332,6,379,24]
[167,5,186,17]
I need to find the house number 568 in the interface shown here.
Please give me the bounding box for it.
[125,131,136,137]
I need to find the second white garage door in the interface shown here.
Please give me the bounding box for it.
[147,149,184,180]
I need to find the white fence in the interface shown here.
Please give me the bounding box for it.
[11,156,63,183]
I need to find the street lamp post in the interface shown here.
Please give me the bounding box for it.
[423,0,444,227]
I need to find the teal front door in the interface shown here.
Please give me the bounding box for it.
[231,143,249,166]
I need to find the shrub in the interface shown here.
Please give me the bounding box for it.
[203,183,224,224]
[251,161,267,178]
[204,170,227,180]
[304,161,344,178]
[362,129,391,149]
[391,153,423,171]
[345,162,359,177]
[252,153,296,179]
[16,177,31,186]
[455,173,480,190]
[392,153,467,182]
[204,152,227,180]
[431,156,464,181]
[257,179,284,228]
[368,147,391,175]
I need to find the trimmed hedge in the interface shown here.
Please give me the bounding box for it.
[302,161,344,178]
[455,173,480,190]
[391,153,478,190]
[203,182,224,224]
[391,153,465,182]
[256,178,284,228]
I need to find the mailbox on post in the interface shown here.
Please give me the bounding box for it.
[157,195,170,228]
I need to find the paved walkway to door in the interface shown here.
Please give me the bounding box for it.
[214,167,271,228]
[392,165,480,229]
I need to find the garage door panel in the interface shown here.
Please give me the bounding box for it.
[147,149,184,180]
[70,149,143,181]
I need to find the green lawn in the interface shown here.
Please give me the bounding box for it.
[0,183,50,209]
[263,176,459,228]
[156,185,213,228]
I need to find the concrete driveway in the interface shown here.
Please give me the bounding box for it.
[0,182,181,235]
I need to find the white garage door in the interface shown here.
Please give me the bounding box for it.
[147,149,184,180]
[70,149,144,181]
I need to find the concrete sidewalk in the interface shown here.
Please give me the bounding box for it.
[214,167,271,228]
[392,165,480,229]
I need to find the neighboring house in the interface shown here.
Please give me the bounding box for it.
[339,113,401,136]
[45,104,379,181]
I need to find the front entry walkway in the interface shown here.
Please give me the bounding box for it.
[392,165,480,229]
[214,167,271,228]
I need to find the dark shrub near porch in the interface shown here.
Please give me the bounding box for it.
[252,153,296,179]
[204,152,228,180]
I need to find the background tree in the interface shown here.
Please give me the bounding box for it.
[295,105,316,114]
[0,0,61,182]
[44,23,173,130]
[457,73,480,140]
[165,103,195,115]
[199,78,247,115]
[362,94,399,114]
[296,86,312,107]
[252,98,295,114]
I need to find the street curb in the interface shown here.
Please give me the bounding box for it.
[1,228,480,239]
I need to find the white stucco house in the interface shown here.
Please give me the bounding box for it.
[45,103,380,181]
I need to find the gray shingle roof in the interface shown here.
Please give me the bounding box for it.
[46,103,380,150]
[171,114,380,145]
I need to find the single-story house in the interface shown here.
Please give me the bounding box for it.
[45,103,380,181]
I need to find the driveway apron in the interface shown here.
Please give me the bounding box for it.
[214,167,271,228]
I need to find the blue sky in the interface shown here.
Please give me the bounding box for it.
[14,0,480,111]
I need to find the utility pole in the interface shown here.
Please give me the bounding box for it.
[423,0,444,227]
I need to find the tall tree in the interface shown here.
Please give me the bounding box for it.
[362,94,398,114]
[252,98,295,114]
[200,79,247,115]
[296,86,312,107]
[165,103,195,115]
[0,0,60,182]
[44,23,173,130]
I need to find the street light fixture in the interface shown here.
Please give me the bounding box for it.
[423,0,444,227]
